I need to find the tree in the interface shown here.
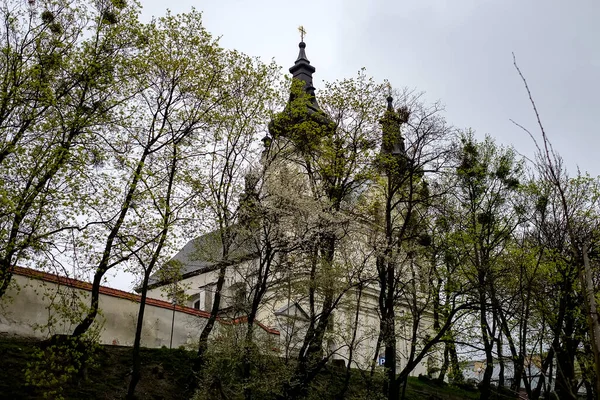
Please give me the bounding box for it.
[451,133,524,400]
[269,71,385,399]
[0,0,138,298]
[518,176,598,399]
[368,89,457,400]
[513,57,600,398]
[71,9,231,337]
[126,80,209,396]
[491,222,547,398]
[191,47,281,381]
[235,138,317,400]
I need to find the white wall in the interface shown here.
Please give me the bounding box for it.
[147,259,256,311]
[145,252,436,377]
[155,264,434,375]
[0,270,277,348]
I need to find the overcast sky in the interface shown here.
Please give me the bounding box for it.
[106,0,599,292]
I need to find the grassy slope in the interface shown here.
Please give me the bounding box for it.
[0,336,480,400]
[0,336,195,400]
[403,376,480,400]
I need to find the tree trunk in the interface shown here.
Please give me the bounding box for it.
[577,344,595,400]
[73,149,151,337]
[554,346,577,400]
[243,237,275,400]
[383,311,398,400]
[126,271,151,399]
[479,289,495,400]
[437,343,450,383]
[0,261,14,299]
[376,247,398,400]
[282,234,337,400]
[337,284,362,400]
[580,245,600,399]
[497,333,504,388]
[367,331,383,396]
[127,148,176,399]
[243,312,256,400]
[530,346,554,400]
[448,340,463,384]
[194,263,227,373]
[512,354,525,394]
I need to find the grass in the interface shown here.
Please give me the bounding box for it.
[0,335,483,400]
[403,376,480,400]
[0,335,195,400]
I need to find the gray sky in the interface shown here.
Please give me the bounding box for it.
[107,0,599,292]
[139,0,599,170]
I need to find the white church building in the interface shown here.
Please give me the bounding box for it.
[0,39,435,379]
[144,39,434,375]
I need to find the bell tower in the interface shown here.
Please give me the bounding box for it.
[266,31,332,154]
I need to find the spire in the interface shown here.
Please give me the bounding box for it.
[267,31,332,141]
[287,34,323,113]
[289,41,316,93]
[380,96,407,157]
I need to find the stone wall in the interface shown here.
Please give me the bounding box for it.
[0,267,279,348]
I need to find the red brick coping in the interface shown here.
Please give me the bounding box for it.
[11,266,279,336]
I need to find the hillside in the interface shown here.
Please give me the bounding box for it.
[0,336,480,400]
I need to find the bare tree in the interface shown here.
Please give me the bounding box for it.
[369,89,456,400]
[513,56,600,398]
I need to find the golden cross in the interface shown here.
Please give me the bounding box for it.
[298,25,306,42]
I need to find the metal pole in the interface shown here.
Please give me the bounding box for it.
[169,299,176,349]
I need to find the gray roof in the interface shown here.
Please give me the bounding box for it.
[147,227,257,288]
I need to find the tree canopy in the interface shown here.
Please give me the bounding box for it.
[0,2,598,399]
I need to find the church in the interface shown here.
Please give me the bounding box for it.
[144,36,435,376]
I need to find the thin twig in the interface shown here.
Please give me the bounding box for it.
[512,53,560,182]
